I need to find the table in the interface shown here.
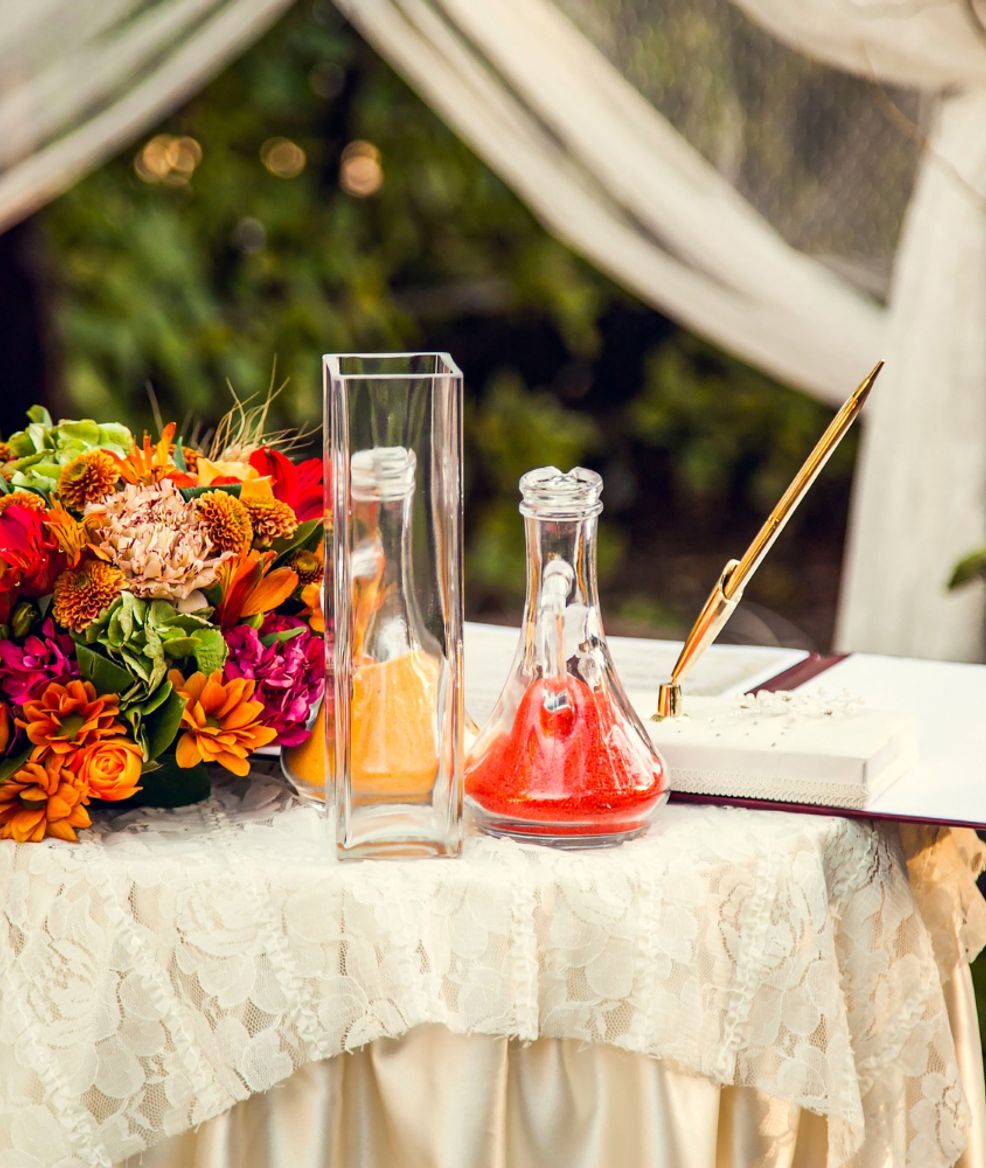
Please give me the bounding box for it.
[0,770,982,1168]
[2,628,985,1168]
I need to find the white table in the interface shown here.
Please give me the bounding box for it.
[0,629,981,1168]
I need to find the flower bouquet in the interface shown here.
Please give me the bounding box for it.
[0,405,326,842]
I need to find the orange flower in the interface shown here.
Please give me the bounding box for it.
[194,456,271,493]
[293,540,324,632]
[300,581,324,634]
[57,450,120,511]
[287,547,323,587]
[0,701,10,753]
[196,490,253,554]
[115,422,196,488]
[0,441,12,464]
[73,739,143,801]
[44,502,91,567]
[169,670,276,776]
[52,560,124,631]
[213,550,298,629]
[19,679,126,761]
[242,498,297,545]
[0,758,91,843]
[0,491,46,516]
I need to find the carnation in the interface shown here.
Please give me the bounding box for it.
[86,479,231,600]
[223,615,324,746]
[0,618,80,706]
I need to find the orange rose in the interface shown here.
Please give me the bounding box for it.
[74,738,143,801]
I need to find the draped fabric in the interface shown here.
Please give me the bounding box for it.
[333,0,986,661]
[2,760,983,1168]
[0,0,293,233]
[334,0,885,407]
[2,0,986,657]
[113,981,986,1168]
[724,0,986,659]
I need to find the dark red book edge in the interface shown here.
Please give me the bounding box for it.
[667,652,986,829]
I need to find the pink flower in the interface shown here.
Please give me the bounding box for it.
[0,618,81,707]
[223,615,324,746]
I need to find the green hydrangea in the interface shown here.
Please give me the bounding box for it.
[75,593,228,759]
[79,593,227,703]
[3,406,133,493]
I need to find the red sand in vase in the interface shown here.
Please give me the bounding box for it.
[466,467,667,847]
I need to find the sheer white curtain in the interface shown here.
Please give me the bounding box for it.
[728,0,986,659]
[334,0,986,661]
[0,0,983,659]
[334,0,884,406]
[0,0,293,233]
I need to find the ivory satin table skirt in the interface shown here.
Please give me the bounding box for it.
[5,774,984,1168]
[120,968,985,1168]
[7,630,986,1168]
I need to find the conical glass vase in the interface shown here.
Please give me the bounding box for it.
[465,467,667,848]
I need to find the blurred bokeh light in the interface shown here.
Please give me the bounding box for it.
[260,137,307,178]
[340,140,382,197]
[134,135,202,185]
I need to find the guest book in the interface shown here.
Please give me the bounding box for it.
[632,689,919,809]
[465,624,986,830]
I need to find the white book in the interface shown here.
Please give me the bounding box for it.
[632,691,919,810]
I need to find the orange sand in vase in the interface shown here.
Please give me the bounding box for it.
[281,702,332,792]
[350,649,441,802]
[282,650,441,799]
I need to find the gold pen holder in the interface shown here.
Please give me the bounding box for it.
[654,560,743,721]
[655,683,683,719]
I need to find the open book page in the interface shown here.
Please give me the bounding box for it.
[464,621,805,727]
[797,655,986,827]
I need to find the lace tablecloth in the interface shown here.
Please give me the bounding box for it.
[1,772,984,1168]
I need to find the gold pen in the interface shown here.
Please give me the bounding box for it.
[654,360,884,720]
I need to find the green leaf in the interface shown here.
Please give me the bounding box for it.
[272,518,321,562]
[26,406,53,428]
[0,748,31,782]
[12,485,52,504]
[191,627,228,675]
[141,687,187,761]
[260,626,305,648]
[75,642,134,696]
[948,550,986,591]
[160,635,197,659]
[180,482,242,501]
[120,758,211,808]
[135,678,175,719]
[173,440,188,472]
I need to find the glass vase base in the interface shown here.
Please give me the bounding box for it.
[469,809,651,850]
[280,768,326,808]
[335,805,463,861]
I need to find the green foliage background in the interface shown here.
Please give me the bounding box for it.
[37,0,854,637]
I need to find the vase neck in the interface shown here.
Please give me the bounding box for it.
[350,447,425,661]
[519,467,604,684]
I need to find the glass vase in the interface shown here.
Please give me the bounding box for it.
[465,466,667,847]
[324,353,464,859]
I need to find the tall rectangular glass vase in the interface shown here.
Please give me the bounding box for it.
[325,353,464,859]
